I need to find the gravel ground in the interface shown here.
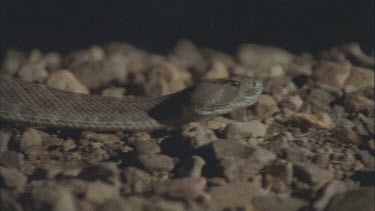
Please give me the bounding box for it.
[0,40,374,211]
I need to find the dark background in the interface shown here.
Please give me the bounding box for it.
[1,0,374,59]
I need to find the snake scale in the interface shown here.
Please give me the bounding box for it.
[0,74,263,131]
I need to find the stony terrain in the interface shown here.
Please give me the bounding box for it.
[0,40,374,211]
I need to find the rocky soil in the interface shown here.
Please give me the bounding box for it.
[0,40,374,211]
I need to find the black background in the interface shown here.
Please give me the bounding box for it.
[1,0,374,59]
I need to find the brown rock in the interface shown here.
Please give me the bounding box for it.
[81,131,122,144]
[313,61,351,89]
[168,39,202,69]
[19,128,43,151]
[18,61,49,82]
[143,61,191,96]
[343,94,374,114]
[78,162,119,182]
[288,112,333,129]
[64,45,105,67]
[1,50,27,76]
[325,187,374,211]
[0,151,24,169]
[121,167,152,193]
[340,42,374,67]
[202,60,229,79]
[176,155,206,178]
[85,181,120,203]
[282,147,313,164]
[101,87,126,98]
[30,183,76,211]
[344,66,374,91]
[355,150,375,169]
[264,160,293,185]
[280,95,304,111]
[0,167,27,191]
[313,180,347,210]
[182,122,217,149]
[0,130,12,152]
[287,53,314,77]
[252,194,308,211]
[209,181,267,210]
[70,58,127,89]
[212,140,276,181]
[153,177,207,199]
[237,44,294,78]
[225,120,266,139]
[203,116,233,130]
[333,126,359,143]
[134,139,161,155]
[0,190,23,211]
[294,163,334,185]
[254,95,280,118]
[46,70,89,94]
[138,154,175,172]
[306,88,336,112]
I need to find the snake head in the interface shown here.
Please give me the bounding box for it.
[186,75,263,116]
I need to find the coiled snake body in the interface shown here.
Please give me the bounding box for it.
[0,75,263,131]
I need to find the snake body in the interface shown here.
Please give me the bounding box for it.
[0,74,263,131]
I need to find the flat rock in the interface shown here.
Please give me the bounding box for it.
[288,112,333,129]
[252,194,308,211]
[101,87,126,98]
[282,147,313,164]
[225,120,266,139]
[152,177,207,199]
[208,181,267,210]
[294,163,334,185]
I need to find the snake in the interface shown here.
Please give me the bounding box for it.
[0,74,263,131]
